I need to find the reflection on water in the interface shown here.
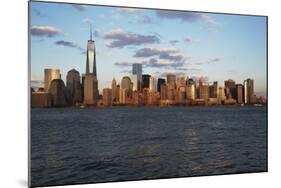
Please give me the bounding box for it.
[31,106,267,187]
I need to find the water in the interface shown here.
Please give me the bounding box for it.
[30,106,267,187]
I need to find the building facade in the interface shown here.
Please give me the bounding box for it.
[132,63,142,91]
[44,68,60,92]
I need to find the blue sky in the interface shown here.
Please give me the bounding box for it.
[30,1,267,97]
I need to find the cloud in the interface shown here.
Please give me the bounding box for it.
[82,18,93,24]
[116,8,144,13]
[159,53,184,62]
[55,40,85,53]
[170,40,179,45]
[30,26,61,38]
[33,9,46,18]
[71,4,88,11]
[103,29,160,48]
[194,57,222,65]
[174,67,201,72]
[147,58,185,68]
[155,10,216,25]
[93,31,100,37]
[185,36,192,43]
[133,47,179,57]
[114,61,147,67]
[137,15,156,24]
[31,76,44,84]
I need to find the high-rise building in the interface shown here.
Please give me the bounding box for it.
[244,78,255,104]
[225,79,236,99]
[48,79,67,106]
[86,25,97,76]
[177,86,186,104]
[66,69,82,105]
[149,76,156,92]
[130,75,138,91]
[199,85,209,101]
[177,76,186,89]
[160,83,168,100]
[83,74,99,105]
[111,77,117,102]
[84,25,99,105]
[132,63,142,91]
[218,86,226,103]
[186,78,196,100]
[121,76,131,90]
[119,88,126,104]
[236,84,243,104]
[209,81,218,98]
[116,85,120,103]
[167,74,176,89]
[44,68,60,92]
[103,88,112,107]
[142,74,151,89]
[157,78,165,92]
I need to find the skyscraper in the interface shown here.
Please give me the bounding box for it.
[84,25,99,105]
[142,74,151,89]
[186,78,196,100]
[84,74,99,105]
[111,77,117,102]
[225,79,236,99]
[121,76,131,91]
[160,83,168,100]
[149,76,156,92]
[236,84,243,104]
[66,69,82,105]
[130,75,138,91]
[199,85,209,101]
[167,74,176,89]
[102,88,112,107]
[157,78,165,92]
[132,63,142,91]
[44,68,60,92]
[244,78,255,104]
[86,24,97,75]
[209,81,218,98]
[48,79,67,107]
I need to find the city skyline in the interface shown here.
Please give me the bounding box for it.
[30,1,267,97]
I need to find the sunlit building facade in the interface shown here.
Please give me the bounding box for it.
[44,68,60,92]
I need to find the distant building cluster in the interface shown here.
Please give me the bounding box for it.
[31,27,267,108]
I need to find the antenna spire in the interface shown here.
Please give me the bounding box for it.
[90,24,92,40]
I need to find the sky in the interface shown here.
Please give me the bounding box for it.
[30,1,267,97]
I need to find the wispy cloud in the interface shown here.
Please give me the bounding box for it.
[33,9,46,18]
[133,47,179,57]
[146,58,185,68]
[137,15,156,24]
[155,10,216,25]
[103,29,160,48]
[71,4,88,11]
[82,18,93,24]
[185,36,192,43]
[170,40,179,45]
[116,7,144,14]
[194,57,222,65]
[114,57,185,69]
[31,76,44,84]
[30,26,62,37]
[114,61,147,67]
[55,40,85,53]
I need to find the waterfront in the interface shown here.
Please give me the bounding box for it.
[30,106,267,187]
